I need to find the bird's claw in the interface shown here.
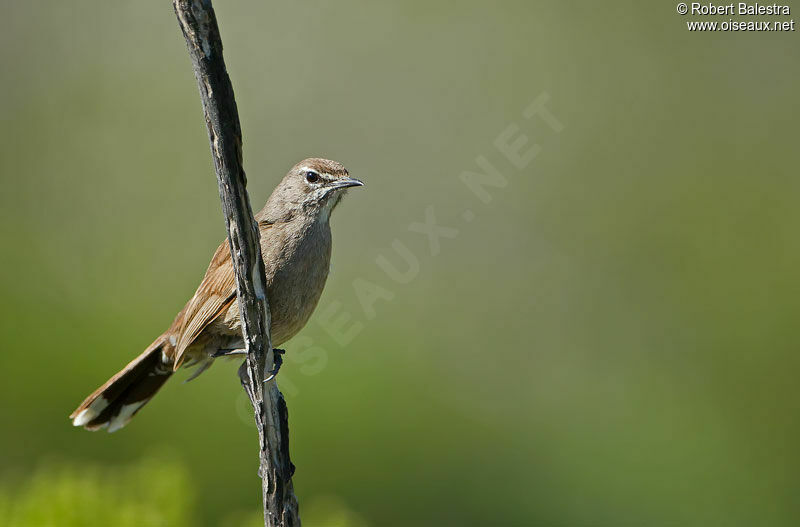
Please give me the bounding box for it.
[263,349,285,383]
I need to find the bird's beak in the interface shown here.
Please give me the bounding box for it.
[332,176,364,189]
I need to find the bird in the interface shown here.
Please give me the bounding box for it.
[69,158,363,432]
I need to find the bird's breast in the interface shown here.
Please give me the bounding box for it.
[252,220,332,346]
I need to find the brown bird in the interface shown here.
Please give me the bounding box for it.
[70,158,363,432]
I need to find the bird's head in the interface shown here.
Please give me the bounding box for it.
[266,158,363,221]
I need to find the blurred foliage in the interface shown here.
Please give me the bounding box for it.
[1,1,799,526]
[0,458,366,527]
[0,459,193,527]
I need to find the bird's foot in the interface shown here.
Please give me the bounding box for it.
[216,347,285,382]
[264,349,285,383]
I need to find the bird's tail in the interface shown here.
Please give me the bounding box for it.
[69,335,173,432]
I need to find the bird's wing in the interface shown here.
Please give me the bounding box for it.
[173,221,273,369]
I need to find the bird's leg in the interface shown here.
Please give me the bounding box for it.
[214,347,285,357]
[212,348,247,358]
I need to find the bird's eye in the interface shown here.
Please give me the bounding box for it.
[305,171,320,183]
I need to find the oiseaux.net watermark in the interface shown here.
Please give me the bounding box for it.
[236,92,566,425]
[677,2,796,31]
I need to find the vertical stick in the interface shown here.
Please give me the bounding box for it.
[172,1,300,525]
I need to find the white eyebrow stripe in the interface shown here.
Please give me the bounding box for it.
[299,167,333,179]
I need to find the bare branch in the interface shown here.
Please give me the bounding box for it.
[172,1,300,525]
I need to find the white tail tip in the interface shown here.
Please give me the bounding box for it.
[71,396,110,427]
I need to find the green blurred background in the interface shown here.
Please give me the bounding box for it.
[2,1,799,525]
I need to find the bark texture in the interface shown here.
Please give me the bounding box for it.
[172,1,300,525]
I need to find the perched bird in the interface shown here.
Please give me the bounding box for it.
[70,158,363,432]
